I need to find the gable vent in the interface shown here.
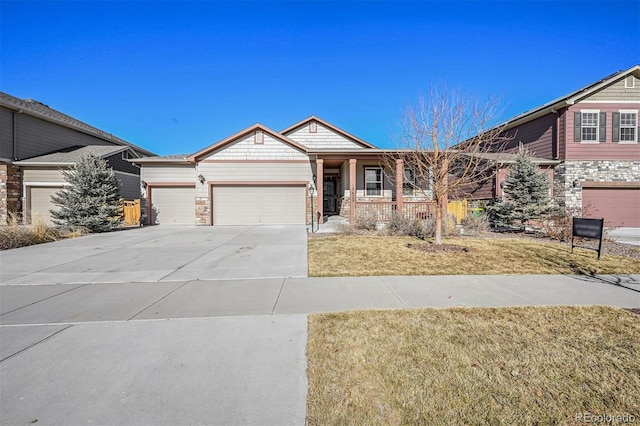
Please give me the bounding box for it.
[254,130,264,144]
[309,121,317,133]
[625,76,635,88]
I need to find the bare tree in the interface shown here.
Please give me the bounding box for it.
[388,86,510,245]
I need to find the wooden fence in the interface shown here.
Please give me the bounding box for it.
[123,199,141,226]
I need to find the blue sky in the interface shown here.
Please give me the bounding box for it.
[1,1,638,155]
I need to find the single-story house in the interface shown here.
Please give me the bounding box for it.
[133,116,434,226]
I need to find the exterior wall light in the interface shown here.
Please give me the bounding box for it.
[198,174,206,184]
[573,179,580,188]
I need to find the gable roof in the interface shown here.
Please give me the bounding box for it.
[187,123,308,162]
[281,115,378,149]
[0,91,155,157]
[13,145,133,166]
[130,154,192,164]
[503,64,640,130]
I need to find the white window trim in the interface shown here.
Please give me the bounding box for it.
[364,166,383,197]
[580,109,600,144]
[618,109,638,144]
[403,168,417,196]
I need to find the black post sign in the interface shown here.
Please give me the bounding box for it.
[572,218,604,260]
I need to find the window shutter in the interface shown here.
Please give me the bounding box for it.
[599,112,606,142]
[574,112,581,142]
[612,112,620,142]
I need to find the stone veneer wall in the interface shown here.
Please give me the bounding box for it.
[195,197,210,225]
[554,160,640,211]
[0,162,22,225]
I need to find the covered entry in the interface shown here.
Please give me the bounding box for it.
[212,184,306,225]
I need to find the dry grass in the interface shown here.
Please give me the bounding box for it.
[0,213,82,250]
[308,235,640,276]
[306,306,640,425]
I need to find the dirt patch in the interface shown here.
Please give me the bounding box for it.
[407,242,469,253]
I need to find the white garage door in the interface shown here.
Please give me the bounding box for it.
[151,186,195,225]
[583,187,640,227]
[213,185,305,225]
[30,186,63,225]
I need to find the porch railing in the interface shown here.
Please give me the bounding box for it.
[354,201,435,223]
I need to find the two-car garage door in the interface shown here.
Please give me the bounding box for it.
[213,185,305,225]
[150,185,306,225]
[582,187,640,227]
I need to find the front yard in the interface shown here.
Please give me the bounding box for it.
[308,235,640,276]
[306,306,640,425]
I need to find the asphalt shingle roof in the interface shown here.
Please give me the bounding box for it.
[14,145,128,165]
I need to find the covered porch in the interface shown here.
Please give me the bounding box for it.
[310,151,436,224]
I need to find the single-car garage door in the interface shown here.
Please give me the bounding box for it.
[150,186,195,225]
[29,186,63,225]
[213,185,305,225]
[582,187,640,227]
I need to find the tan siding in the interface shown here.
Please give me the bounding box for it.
[22,167,66,184]
[585,76,640,101]
[565,103,640,160]
[198,162,312,182]
[141,164,196,183]
[285,122,366,149]
[205,133,307,160]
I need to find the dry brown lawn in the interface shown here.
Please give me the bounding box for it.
[306,306,640,425]
[308,235,640,276]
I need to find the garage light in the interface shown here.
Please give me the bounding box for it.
[198,174,206,184]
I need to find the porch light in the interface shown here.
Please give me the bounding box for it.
[198,174,206,184]
[573,179,580,188]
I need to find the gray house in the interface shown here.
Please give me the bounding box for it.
[0,92,154,225]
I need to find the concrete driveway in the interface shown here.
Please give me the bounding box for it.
[0,225,308,284]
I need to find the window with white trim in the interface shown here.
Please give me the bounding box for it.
[619,111,637,142]
[581,112,599,141]
[365,167,382,196]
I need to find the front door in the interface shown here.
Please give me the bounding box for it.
[323,177,337,214]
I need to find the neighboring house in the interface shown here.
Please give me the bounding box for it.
[467,65,640,227]
[0,92,155,225]
[132,116,433,226]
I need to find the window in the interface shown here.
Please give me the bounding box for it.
[574,110,605,143]
[365,167,382,196]
[581,112,599,141]
[618,111,638,143]
[403,168,416,196]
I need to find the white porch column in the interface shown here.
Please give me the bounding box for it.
[349,159,357,223]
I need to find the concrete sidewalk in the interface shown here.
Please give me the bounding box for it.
[1,274,639,425]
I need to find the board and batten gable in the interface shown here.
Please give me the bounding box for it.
[284,121,369,149]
